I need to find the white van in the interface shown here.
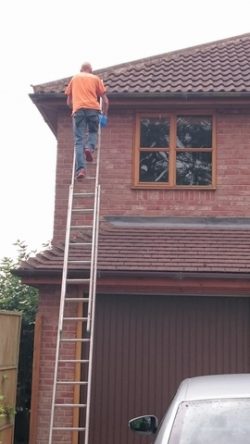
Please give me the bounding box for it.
[129,374,250,443]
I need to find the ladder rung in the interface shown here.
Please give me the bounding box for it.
[63,317,88,321]
[53,427,86,431]
[59,359,89,363]
[61,338,90,342]
[57,381,88,385]
[75,177,95,182]
[70,226,93,231]
[72,208,94,213]
[69,239,92,244]
[73,192,95,197]
[68,260,91,264]
[69,241,92,246]
[55,403,87,408]
[65,298,89,302]
[66,278,90,284]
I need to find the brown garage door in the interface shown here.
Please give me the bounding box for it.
[83,294,250,444]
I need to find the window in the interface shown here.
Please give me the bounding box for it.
[134,112,216,188]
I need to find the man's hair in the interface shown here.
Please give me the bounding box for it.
[80,62,92,73]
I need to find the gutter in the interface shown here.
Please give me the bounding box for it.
[29,92,250,101]
[13,268,250,281]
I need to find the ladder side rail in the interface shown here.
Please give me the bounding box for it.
[48,153,76,444]
[84,184,101,444]
[91,184,101,322]
[87,123,102,332]
[86,183,98,332]
[59,151,77,332]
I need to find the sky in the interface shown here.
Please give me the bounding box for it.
[0,0,249,260]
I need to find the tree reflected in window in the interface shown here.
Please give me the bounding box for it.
[140,118,170,148]
[140,151,168,182]
[176,152,212,185]
[177,116,212,148]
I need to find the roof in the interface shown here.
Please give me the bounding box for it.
[178,374,250,400]
[16,218,250,276]
[32,33,250,96]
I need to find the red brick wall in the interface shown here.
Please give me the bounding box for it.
[52,109,250,244]
[35,286,81,444]
[35,105,250,444]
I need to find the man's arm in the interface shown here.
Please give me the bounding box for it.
[66,93,73,109]
[65,80,72,109]
[101,93,109,115]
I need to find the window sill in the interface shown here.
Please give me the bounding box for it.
[131,184,216,190]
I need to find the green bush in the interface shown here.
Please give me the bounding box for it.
[0,241,38,443]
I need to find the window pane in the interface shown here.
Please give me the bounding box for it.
[140,117,170,148]
[176,152,212,185]
[177,116,212,148]
[140,151,168,182]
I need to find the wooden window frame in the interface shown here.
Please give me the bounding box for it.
[133,110,216,190]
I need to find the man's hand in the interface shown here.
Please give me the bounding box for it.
[99,114,108,128]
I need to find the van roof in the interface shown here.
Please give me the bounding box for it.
[177,374,250,401]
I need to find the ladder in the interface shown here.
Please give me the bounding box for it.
[48,126,102,444]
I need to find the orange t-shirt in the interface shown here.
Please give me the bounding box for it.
[65,72,106,114]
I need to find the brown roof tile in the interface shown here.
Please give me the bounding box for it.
[17,219,250,275]
[32,33,250,96]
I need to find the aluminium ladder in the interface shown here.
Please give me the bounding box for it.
[48,126,102,444]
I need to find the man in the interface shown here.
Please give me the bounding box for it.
[65,62,109,179]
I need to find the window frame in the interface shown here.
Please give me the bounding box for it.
[133,110,216,189]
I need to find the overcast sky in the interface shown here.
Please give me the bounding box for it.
[0,0,249,259]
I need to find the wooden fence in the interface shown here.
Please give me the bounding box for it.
[0,310,22,444]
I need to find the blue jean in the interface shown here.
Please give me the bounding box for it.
[72,108,99,171]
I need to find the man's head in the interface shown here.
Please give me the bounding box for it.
[80,62,92,73]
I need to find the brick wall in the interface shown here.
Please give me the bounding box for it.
[35,286,82,444]
[52,109,250,244]
[34,105,250,444]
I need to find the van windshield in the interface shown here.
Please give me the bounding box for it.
[169,398,250,444]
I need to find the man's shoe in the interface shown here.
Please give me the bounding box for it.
[76,168,86,179]
[85,148,93,162]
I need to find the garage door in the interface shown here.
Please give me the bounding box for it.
[84,294,250,444]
